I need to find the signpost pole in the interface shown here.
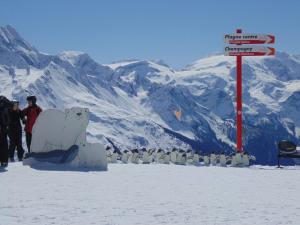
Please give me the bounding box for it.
[236,29,243,153]
[224,30,275,154]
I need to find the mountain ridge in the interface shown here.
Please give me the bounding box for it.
[0,25,299,165]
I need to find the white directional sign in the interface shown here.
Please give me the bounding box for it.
[224,46,275,56]
[224,34,275,44]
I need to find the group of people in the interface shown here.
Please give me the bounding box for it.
[106,147,256,167]
[0,95,42,167]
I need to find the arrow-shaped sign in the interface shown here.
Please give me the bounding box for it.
[224,46,275,56]
[224,34,275,44]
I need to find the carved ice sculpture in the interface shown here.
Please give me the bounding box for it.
[23,107,107,170]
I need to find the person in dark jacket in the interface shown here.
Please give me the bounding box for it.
[8,100,24,161]
[22,96,42,153]
[0,96,11,167]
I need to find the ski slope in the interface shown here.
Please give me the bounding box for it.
[1,163,300,225]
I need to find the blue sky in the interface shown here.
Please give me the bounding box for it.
[0,0,299,68]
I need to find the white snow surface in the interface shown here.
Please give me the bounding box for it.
[1,163,300,225]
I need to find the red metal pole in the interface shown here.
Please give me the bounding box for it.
[236,29,243,153]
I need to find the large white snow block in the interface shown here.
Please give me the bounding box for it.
[25,107,107,170]
[31,108,89,152]
[70,143,107,170]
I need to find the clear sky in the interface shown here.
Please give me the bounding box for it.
[0,0,299,68]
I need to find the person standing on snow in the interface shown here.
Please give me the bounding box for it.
[8,100,24,161]
[22,96,42,153]
[0,96,11,167]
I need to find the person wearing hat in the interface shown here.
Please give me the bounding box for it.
[8,100,24,161]
[22,96,42,153]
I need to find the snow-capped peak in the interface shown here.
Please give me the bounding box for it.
[0,25,37,53]
[0,25,23,43]
[58,51,88,66]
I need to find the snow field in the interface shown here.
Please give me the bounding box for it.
[1,163,300,225]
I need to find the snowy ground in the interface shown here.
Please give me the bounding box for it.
[1,163,300,225]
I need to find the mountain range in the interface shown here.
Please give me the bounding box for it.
[1,25,300,165]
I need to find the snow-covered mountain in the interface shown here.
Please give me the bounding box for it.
[1,25,299,164]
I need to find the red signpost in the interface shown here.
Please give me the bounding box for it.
[236,29,243,153]
[224,29,275,153]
